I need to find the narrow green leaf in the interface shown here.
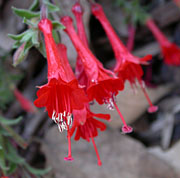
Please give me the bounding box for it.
[0,116,22,126]
[8,30,29,41]
[0,124,28,149]
[32,31,39,47]
[0,127,11,136]
[20,30,34,43]
[5,141,25,164]
[52,30,60,44]
[12,7,40,19]
[7,162,17,175]
[29,0,39,11]
[0,135,8,174]
[44,1,60,12]
[23,18,38,28]
[24,163,51,175]
[52,21,65,30]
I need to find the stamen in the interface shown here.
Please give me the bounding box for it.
[91,137,102,166]
[52,110,73,132]
[103,97,115,110]
[113,100,133,134]
[138,80,158,113]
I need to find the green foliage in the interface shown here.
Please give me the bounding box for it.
[115,0,150,25]
[9,0,65,66]
[0,115,51,177]
[0,58,22,109]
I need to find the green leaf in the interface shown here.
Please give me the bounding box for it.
[0,127,11,136]
[52,21,65,30]
[52,30,60,44]
[0,116,22,126]
[0,135,8,174]
[44,1,60,12]
[8,31,29,41]
[0,124,28,149]
[20,30,35,43]
[37,42,46,58]
[5,141,25,164]
[23,18,38,28]
[7,162,17,175]
[24,163,51,175]
[32,31,40,47]
[29,0,39,11]
[12,7,40,19]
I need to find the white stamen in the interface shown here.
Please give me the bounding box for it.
[52,110,72,132]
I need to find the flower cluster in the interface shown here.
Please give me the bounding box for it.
[34,2,158,165]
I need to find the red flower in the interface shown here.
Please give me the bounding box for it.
[13,88,36,113]
[71,105,110,166]
[72,2,89,88]
[60,16,124,105]
[69,3,132,133]
[34,18,88,161]
[91,3,152,72]
[146,18,180,66]
[91,3,158,113]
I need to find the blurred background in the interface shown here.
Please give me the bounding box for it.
[1,0,180,177]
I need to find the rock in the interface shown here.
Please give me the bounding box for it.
[42,127,178,178]
[91,82,174,129]
[148,141,180,175]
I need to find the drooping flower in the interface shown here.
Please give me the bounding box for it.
[60,16,124,105]
[91,3,152,71]
[91,3,158,113]
[146,18,180,66]
[13,87,37,113]
[71,105,110,166]
[34,18,88,161]
[61,11,132,133]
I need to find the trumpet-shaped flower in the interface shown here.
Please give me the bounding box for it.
[61,13,132,133]
[91,3,158,113]
[34,18,88,161]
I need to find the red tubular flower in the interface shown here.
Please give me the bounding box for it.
[91,3,158,113]
[71,105,110,166]
[91,3,152,72]
[60,16,124,105]
[34,18,88,161]
[62,4,132,133]
[146,18,180,66]
[13,88,36,113]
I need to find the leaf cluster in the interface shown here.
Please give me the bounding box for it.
[8,0,64,66]
[0,116,51,177]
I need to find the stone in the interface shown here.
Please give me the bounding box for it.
[42,127,178,178]
[148,141,180,175]
[91,82,174,129]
